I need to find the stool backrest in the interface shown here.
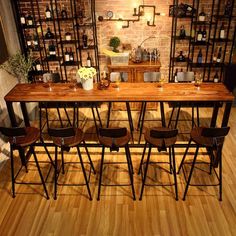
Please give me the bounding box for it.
[48,127,75,138]
[0,127,26,137]
[150,129,178,139]
[99,127,127,138]
[201,127,230,138]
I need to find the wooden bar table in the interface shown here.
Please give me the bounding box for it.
[4,82,234,145]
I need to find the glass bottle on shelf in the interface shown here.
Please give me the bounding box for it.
[35,59,42,71]
[65,32,72,41]
[219,23,225,39]
[224,0,232,16]
[65,48,70,62]
[198,7,206,22]
[61,4,68,19]
[36,22,41,34]
[197,49,203,64]
[45,4,52,20]
[45,27,54,39]
[87,52,92,67]
[69,48,74,62]
[27,12,33,26]
[217,47,222,63]
[213,71,219,82]
[20,14,26,26]
[213,49,217,63]
[174,68,178,82]
[202,26,207,42]
[197,26,203,42]
[179,25,186,39]
[48,41,56,58]
[26,34,32,47]
[177,51,185,61]
[82,30,88,48]
[33,34,39,49]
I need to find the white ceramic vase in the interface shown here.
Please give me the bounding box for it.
[81,78,93,90]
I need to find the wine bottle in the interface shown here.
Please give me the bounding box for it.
[65,48,70,62]
[45,27,54,39]
[197,26,203,42]
[202,26,207,42]
[61,4,68,19]
[82,30,88,48]
[87,52,92,67]
[174,68,178,82]
[197,49,203,64]
[36,22,41,34]
[179,25,186,39]
[20,14,26,26]
[33,34,39,49]
[224,0,232,16]
[177,51,185,62]
[45,4,52,20]
[65,32,72,41]
[213,71,219,82]
[213,50,217,63]
[48,41,56,58]
[69,48,74,62]
[219,23,225,39]
[35,59,42,71]
[27,13,33,26]
[198,7,206,22]
[217,47,222,63]
[26,34,32,47]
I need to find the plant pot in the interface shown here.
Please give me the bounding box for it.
[81,78,93,90]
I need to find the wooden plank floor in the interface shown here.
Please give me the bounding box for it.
[0,104,236,236]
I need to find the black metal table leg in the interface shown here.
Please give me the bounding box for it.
[222,102,232,127]
[20,102,30,127]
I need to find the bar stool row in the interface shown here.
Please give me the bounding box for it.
[0,124,229,201]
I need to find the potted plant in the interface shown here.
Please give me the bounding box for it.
[77,66,96,90]
[0,52,34,83]
[109,36,121,52]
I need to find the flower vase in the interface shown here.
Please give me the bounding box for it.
[81,78,93,90]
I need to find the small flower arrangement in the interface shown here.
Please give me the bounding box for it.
[77,67,96,80]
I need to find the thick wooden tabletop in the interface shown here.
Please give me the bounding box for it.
[4,82,234,103]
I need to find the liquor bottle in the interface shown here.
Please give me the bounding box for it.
[177,51,185,61]
[82,30,88,48]
[179,25,186,39]
[219,23,225,39]
[197,26,203,41]
[26,34,32,47]
[197,49,203,64]
[61,4,68,19]
[35,59,42,71]
[27,13,33,26]
[69,48,74,62]
[213,50,217,63]
[48,41,56,58]
[36,22,41,34]
[33,34,39,49]
[87,52,92,67]
[45,27,54,39]
[202,26,207,42]
[213,71,219,82]
[224,0,232,16]
[198,7,206,21]
[217,47,222,63]
[20,14,26,26]
[65,32,72,41]
[174,68,178,82]
[64,48,70,62]
[45,4,52,20]
[142,49,148,61]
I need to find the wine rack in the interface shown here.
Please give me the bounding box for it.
[12,0,100,82]
[169,0,236,83]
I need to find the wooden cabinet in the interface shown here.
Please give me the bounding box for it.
[108,60,161,110]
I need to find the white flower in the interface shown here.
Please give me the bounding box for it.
[77,67,96,80]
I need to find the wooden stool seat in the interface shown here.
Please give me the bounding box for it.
[144,127,177,148]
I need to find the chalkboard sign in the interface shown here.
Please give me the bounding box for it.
[0,17,8,64]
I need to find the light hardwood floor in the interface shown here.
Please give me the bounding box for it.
[0,103,236,236]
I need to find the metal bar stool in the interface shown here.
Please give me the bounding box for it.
[138,127,178,200]
[97,127,136,200]
[48,127,96,200]
[178,127,230,201]
[0,127,52,199]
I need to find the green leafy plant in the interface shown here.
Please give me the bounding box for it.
[0,52,34,83]
[109,36,121,52]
